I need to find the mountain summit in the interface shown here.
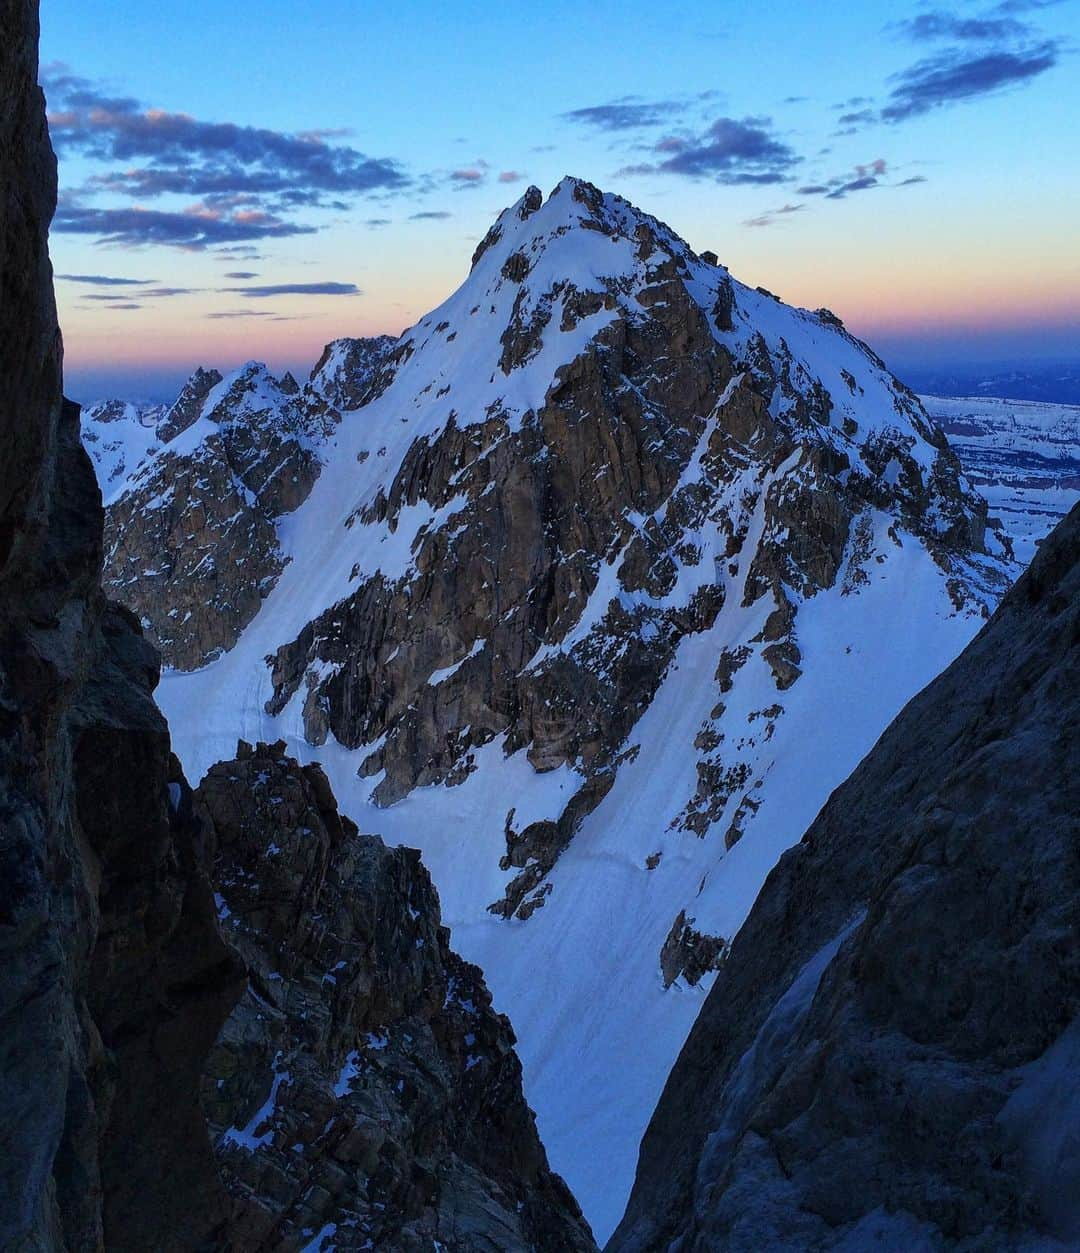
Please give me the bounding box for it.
[94,176,1013,1237]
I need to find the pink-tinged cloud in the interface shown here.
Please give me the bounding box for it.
[856,157,887,177]
[498,170,524,183]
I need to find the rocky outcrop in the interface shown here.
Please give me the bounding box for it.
[610,501,1080,1251]
[157,366,221,442]
[659,910,728,989]
[0,5,243,1247]
[83,339,398,670]
[196,741,596,1252]
[307,334,398,414]
[100,362,318,668]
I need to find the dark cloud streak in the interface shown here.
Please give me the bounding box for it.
[621,116,799,185]
[562,98,688,131]
[219,282,360,298]
[893,11,1032,41]
[882,41,1058,120]
[52,204,314,249]
[57,272,155,285]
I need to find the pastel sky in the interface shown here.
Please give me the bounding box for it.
[40,0,1079,401]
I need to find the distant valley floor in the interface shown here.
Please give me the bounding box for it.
[921,393,1080,565]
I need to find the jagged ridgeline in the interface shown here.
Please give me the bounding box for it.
[94,176,1017,1237]
[82,339,397,668]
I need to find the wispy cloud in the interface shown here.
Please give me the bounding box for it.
[409,210,452,221]
[40,65,412,249]
[796,158,930,200]
[215,246,262,260]
[52,203,314,249]
[743,202,805,227]
[836,108,876,128]
[206,309,281,319]
[498,170,525,183]
[219,281,359,298]
[223,270,258,279]
[72,285,197,302]
[882,40,1058,120]
[57,272,155,285]
[562,97,690,131]
[892,11,1033,41]
[43,70,409,201]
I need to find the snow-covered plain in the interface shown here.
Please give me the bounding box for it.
[118,179,1010,1241]
[921,394,1080,566]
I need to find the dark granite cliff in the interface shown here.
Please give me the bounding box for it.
[197,741,595,1252]
[610,503,1079,1250]
[0,3,243,1246]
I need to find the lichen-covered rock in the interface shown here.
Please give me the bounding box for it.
[610,501,1080,1252]
[196,741,596,1252]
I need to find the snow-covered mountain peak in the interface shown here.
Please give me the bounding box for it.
[201,359,296,424]
[378,176,960,502]
[93,180,1016,1239]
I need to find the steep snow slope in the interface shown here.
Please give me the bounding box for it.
[80,398,166,503]
[921,393,1080,565]
[143,178,1011,1240]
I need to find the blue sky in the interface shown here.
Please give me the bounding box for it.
[40,0,1079,399]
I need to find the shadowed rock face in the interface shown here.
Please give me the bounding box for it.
[197,741,597,1252]
[0,3,244,1247]
[609,501,1080,1252]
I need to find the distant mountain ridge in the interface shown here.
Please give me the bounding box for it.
[902,360,1080,406]
[81,338,397,666]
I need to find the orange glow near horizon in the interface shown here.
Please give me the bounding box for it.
[58,265,1080,380]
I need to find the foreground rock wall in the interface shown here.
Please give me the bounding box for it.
[610,503,1079,1250]
[0,3,243,1246]
[197,741,596,1252]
